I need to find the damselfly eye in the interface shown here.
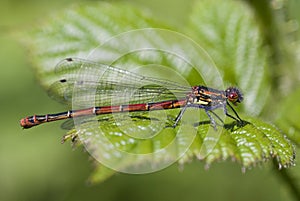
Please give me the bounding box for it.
[226,87,244,105]
[229,92,238,99]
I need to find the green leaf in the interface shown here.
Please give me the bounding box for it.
[276,88,300,145]
[186,0,270,116]
[21,2,172,88]
[67,115,295,183]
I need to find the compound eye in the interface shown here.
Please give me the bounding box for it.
[228,92,239,104]
[226,87,243,105]
[229,92,238,100]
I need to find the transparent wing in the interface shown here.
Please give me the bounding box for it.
[48,58,191,107]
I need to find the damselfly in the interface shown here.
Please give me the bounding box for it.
[20,58,243,129]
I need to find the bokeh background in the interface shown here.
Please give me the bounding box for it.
[1,0,299,201]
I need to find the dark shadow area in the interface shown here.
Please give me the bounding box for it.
[193,119,250,131]
[223,120,250,131]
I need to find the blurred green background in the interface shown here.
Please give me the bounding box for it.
[0,0,299,201]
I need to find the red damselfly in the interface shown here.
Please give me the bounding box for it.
[20,58,243,129]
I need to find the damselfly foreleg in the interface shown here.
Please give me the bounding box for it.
[171,102,243,129]
[224,101,243,122]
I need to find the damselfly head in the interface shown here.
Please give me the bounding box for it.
[225,87,243,106]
